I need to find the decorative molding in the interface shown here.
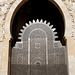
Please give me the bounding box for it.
[63,1,75,40]
[62,0,75,3]
[0,26,5,42]
[0,0,16,42]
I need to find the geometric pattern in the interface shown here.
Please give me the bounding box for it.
[11,19,68,75]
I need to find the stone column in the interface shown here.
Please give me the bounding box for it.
[1,39,10,75]
[66,37,75,75]
[0,42,2,75]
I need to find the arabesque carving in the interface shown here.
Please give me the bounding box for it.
[63,1,75,40]
[0,0,16,42]
[11,20,68,75]
[0,0,75,41]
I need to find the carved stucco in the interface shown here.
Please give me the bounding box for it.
[63,0,75,40]
[0,0,75,75]
[0,0,75,41]
[0,0,16,42]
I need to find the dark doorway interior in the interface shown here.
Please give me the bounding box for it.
[11,0,65,47]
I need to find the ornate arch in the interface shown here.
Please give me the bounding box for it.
[4,0,71,40]
[1,0,72,75]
